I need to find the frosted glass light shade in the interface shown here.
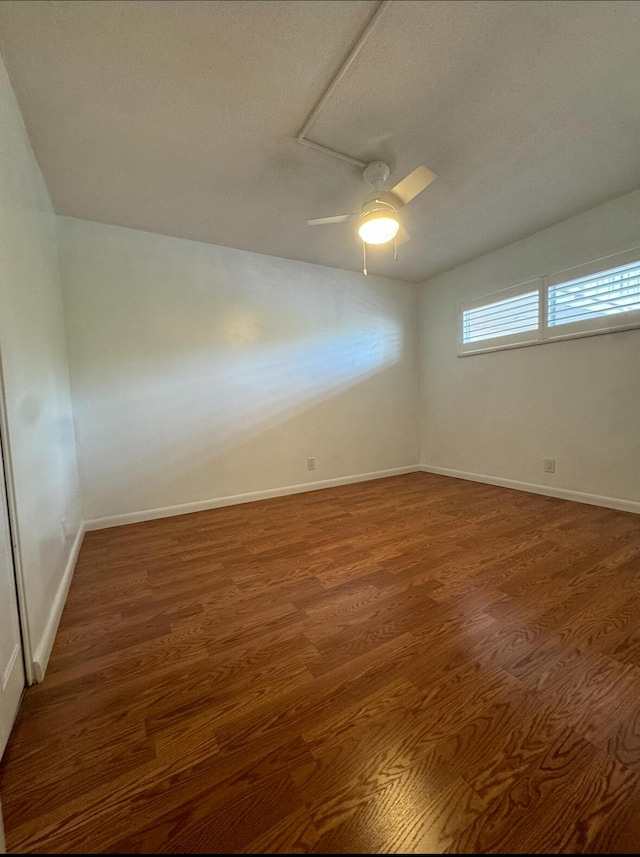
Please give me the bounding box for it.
[358,213,399,245]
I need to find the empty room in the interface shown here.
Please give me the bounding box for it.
[1,0,640,852]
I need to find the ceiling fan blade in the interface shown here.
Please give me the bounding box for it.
[397,225,410,245]
[307,214,355,226]
[389,165,437,207]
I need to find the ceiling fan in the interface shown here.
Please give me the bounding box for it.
[307,160,437,272]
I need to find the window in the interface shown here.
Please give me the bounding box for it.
[461,283,540,350]
[546,257,640,336]
[459,247,640,355]
[463,291,540,344]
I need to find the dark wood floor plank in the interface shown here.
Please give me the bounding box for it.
[1,472,640,852]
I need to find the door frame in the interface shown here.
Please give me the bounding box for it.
[0,348,33,686]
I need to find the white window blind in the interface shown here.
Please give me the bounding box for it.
[459,280,542,354]
[458,246,640,356]
[463,290,539,344]
[547,259,640,335]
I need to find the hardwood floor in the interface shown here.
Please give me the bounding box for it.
[2,472,640,853]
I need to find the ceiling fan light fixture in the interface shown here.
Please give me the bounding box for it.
[358,209,400,245]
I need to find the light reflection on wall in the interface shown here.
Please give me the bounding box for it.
[78,314,404,511]
[63,216,418,518]
[222,307,261,345]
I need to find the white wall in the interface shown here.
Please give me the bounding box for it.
[0,55,81,677]
[59,218,419,524]
[420,188,640,508]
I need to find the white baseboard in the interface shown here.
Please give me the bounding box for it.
[32,523,86,683]
[420,465,640,515]
[84,466,421,531]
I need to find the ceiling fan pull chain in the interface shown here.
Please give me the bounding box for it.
[394,233,398,261]
[362,240,368,276]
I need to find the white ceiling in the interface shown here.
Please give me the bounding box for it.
[1,0,640,283]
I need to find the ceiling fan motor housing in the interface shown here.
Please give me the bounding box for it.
[360,191,399,217]
[360,196,396,219]
[362,160,390,188]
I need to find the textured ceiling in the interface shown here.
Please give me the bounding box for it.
[1,0,640,283]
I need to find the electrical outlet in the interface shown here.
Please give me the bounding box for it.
[543,458,555,473]
[307,457,316,471]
